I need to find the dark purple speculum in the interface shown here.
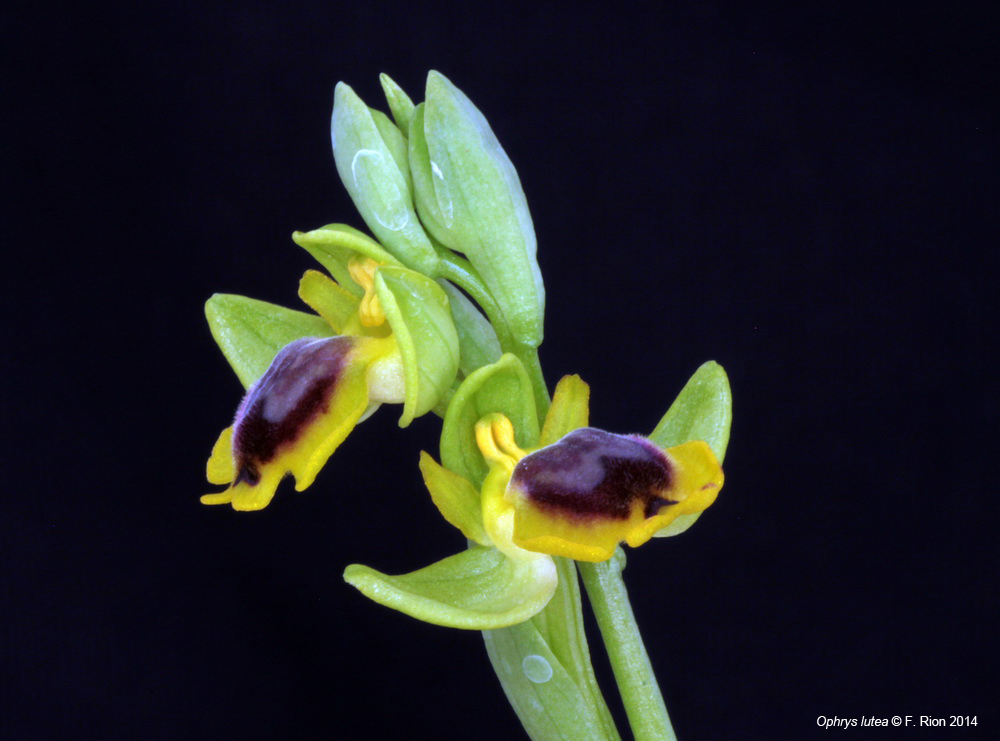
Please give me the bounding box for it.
[231,336,353,486]
[511,428,675,521]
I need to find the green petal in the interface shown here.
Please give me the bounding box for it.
[205,294,334,389]
[438,280,502,376]
[375,266,460,426]
[332,83,439,276]
[648,361,732,537]
[539,375,591,446]
[380,72,415,133]
[293,223,401,297]
[440,353,540,485]
[419,452,489,545]
[343,546,557,630]
[297,270,359,333]
[413,71,545,348]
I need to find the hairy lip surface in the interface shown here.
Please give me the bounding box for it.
[232,337,354,485]
[512,428,673,522]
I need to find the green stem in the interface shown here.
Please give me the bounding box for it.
[511,341,550,422]
[578,549,677,741]
[437,252,515,348]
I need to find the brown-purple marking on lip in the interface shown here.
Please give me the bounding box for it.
[511,428,674,522]
[231,336,354,486]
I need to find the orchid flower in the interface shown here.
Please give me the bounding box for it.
[201,227,460,510]
[344,359,725,629]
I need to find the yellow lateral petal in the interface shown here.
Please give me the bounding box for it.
[540,375,590,446]
[298,270,360,333]
[419,452,490,545]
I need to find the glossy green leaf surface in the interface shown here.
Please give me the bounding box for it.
[376,266,460,425]
[649,361,732,537]
[344,546,557,630]
[440,353,540,485]
[205,294,333,389]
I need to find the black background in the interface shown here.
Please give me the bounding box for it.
[5,1,997,739]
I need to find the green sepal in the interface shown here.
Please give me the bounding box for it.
[297,270,359,333]
[204,294,334,389]
[419,452,489,545]
[292,223,401,297]
[649,360,732,537]
[331,82,439,276]
[438,280,502,376]
[540,375,591,446]
[440,353,540,485]
[343,546,557,630]
[483,556,622,741]
[379,73,416,140]
[410,71,545,348]
[375,266,460,426]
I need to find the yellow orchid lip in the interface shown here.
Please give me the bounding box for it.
[499,426,723,562]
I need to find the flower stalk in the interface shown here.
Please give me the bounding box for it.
[579,550,677,741]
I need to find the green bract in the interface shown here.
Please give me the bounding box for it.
[331,83,440,276]
[483,557,622,741]
[409,72,545,348]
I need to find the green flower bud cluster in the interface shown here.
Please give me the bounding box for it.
[332,71,545,351]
